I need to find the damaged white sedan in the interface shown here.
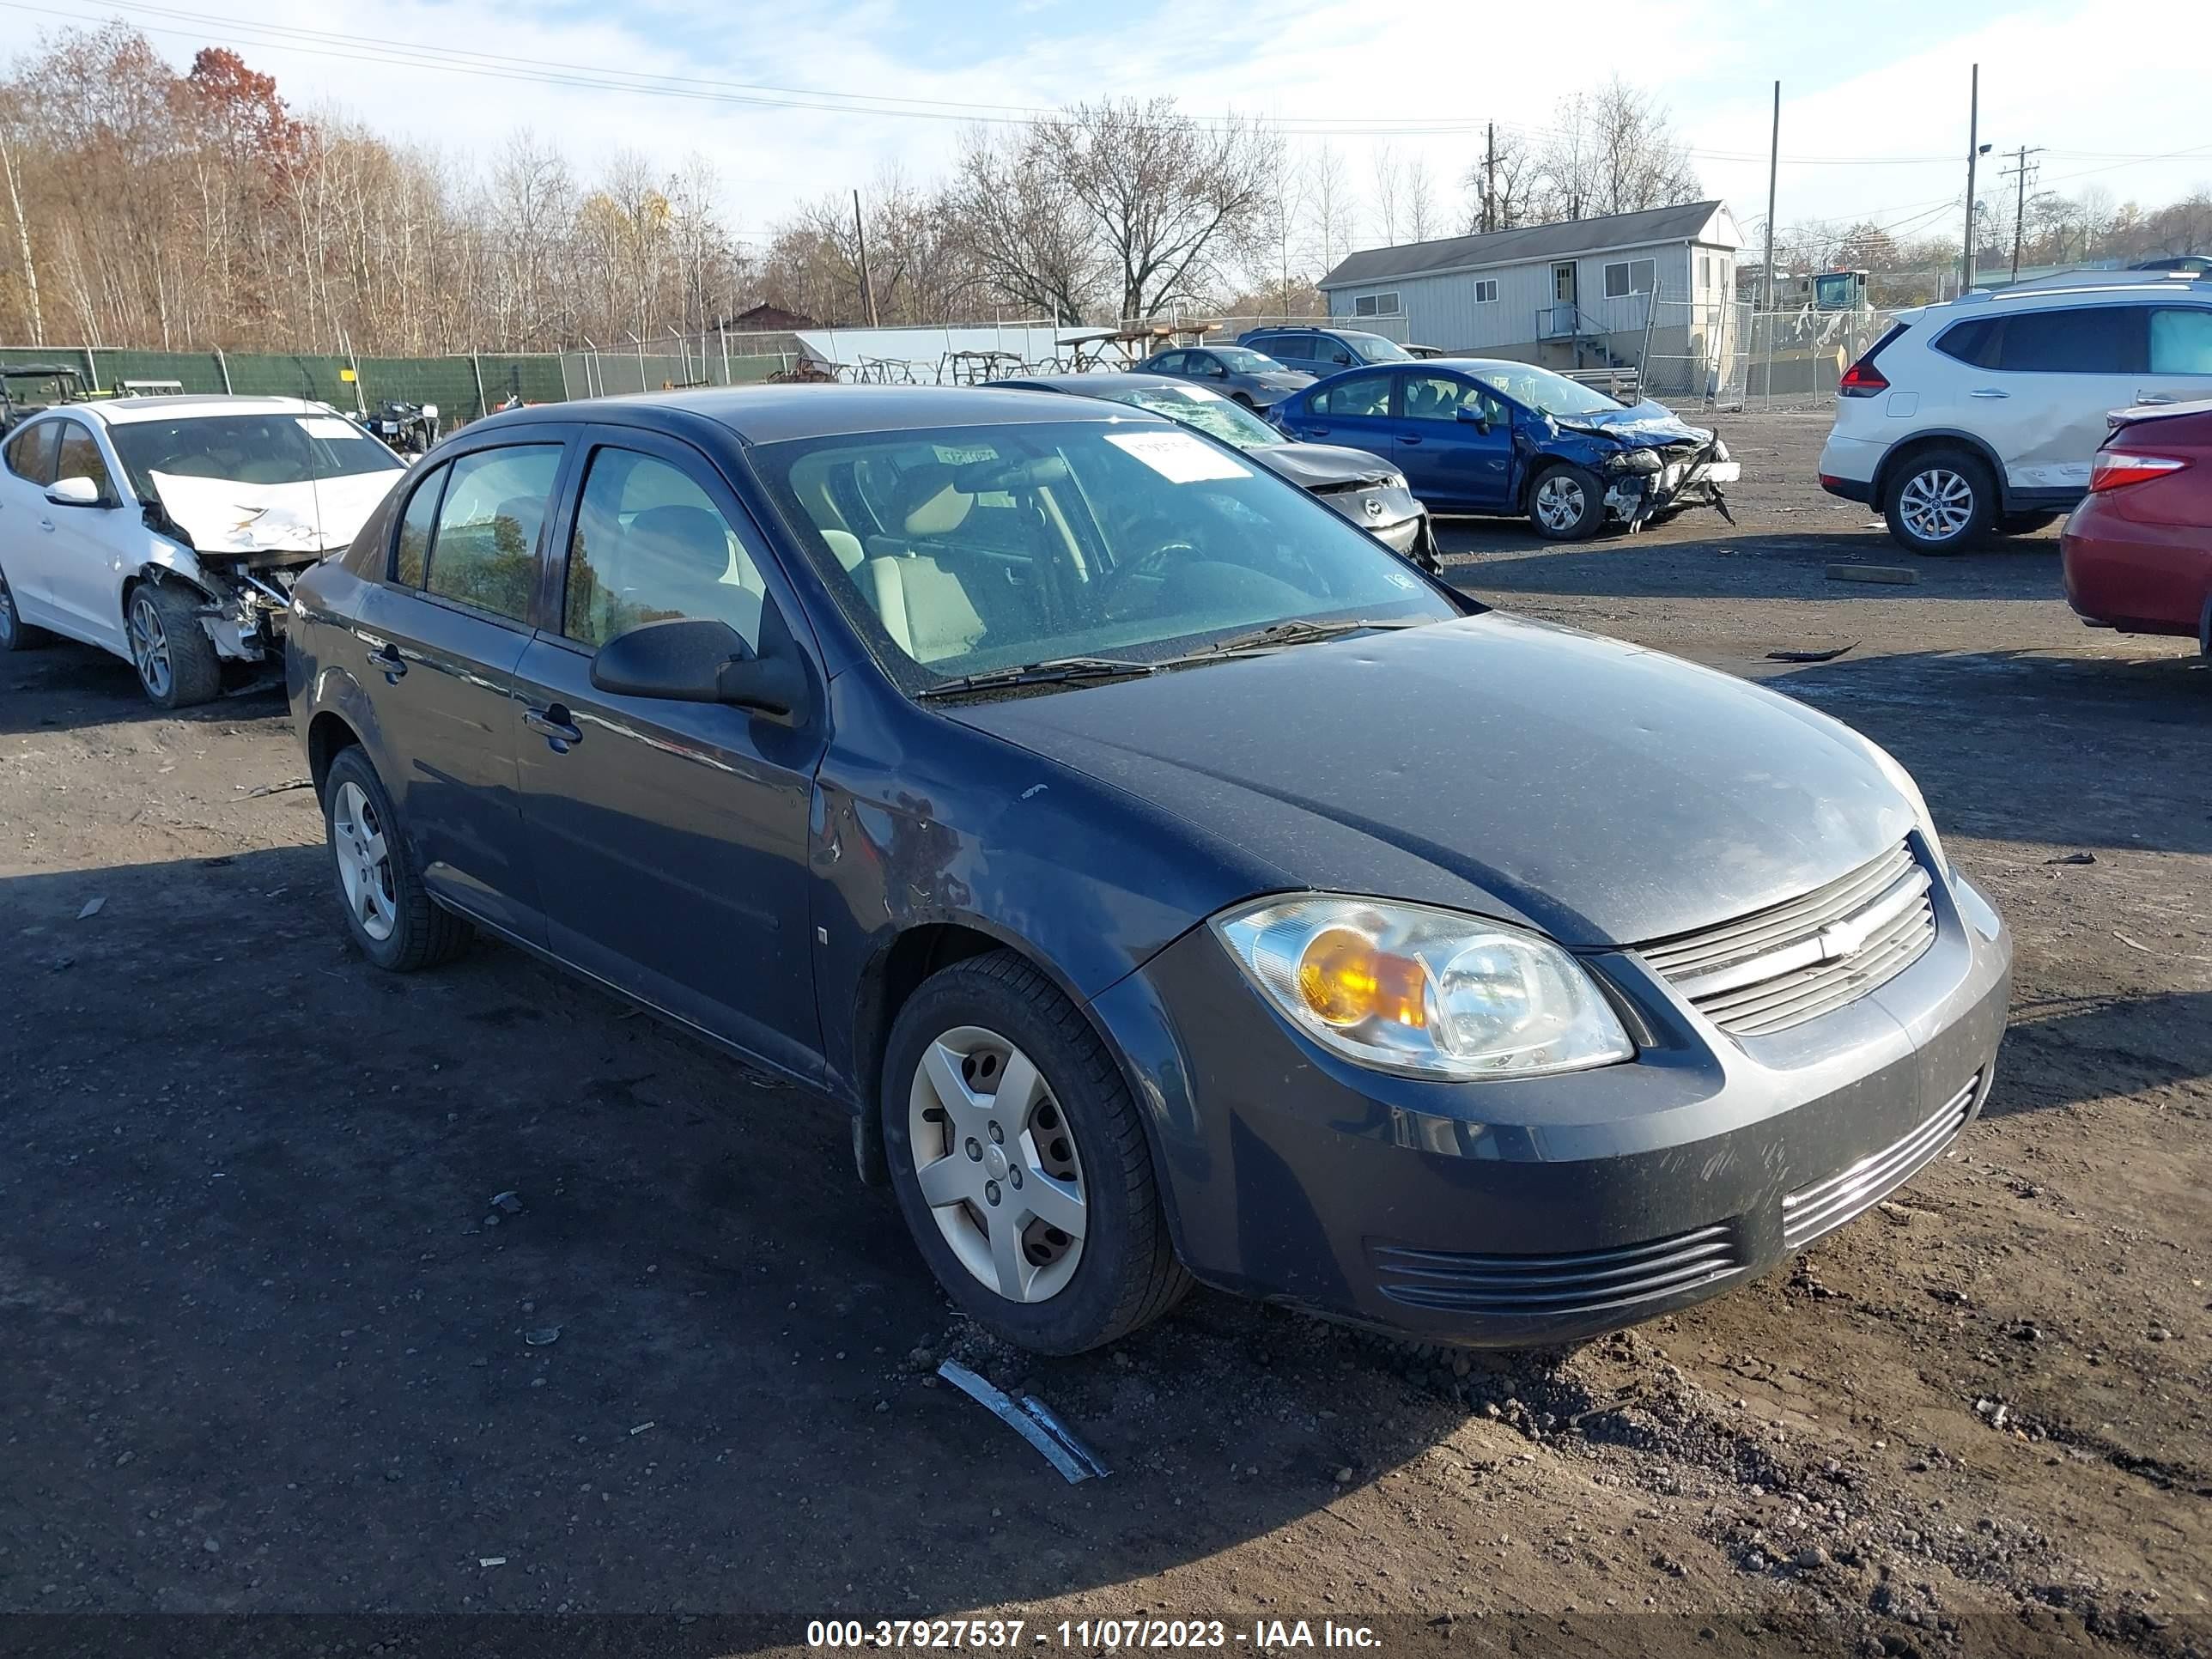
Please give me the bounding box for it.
[0,395,405,706]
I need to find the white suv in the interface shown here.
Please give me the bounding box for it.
[1818,275,2212,553]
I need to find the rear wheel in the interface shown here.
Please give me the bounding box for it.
[882,951,1190,1353]
[0,564,46,650]
[1883,447,1996,555]
[1528,463,1606,541]
[322,746,471,972]
[126,580,222,708]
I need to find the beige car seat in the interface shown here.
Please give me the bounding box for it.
[859,465,987,663]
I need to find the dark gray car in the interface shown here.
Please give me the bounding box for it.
[1001,373,1437,568]
[1133,344,1311,412]
[1237,325,1413,379]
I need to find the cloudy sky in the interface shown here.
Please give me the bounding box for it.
[15,0,2212,252]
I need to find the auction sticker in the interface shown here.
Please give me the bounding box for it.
[1104,429,1251,483]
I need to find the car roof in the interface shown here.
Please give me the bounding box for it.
[466,384,1160,446]
[77,394,328,425]
[1941,276,2212,313]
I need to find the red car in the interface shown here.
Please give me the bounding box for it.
[2062,398,2212,655]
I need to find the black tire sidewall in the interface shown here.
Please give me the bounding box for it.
[1884,450,1994,556]
[0,567,19,649]
[880,961,1147,1354]
[322,748,419,971]
[1529,463,1605,541]
[130,581,223,708]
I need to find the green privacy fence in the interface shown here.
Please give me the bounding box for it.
[0,345,568,421]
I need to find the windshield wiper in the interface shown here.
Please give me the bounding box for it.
[1195,617,1429,657]
[914,656,1158,699]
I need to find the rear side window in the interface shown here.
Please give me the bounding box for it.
[420,444,563,623]
[1995,307,2146,374]
[3,420,58,485]
[1310,372,1394,417]
[2149,307,2212,374]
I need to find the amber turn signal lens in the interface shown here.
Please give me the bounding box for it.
[1296,927,1428,1030]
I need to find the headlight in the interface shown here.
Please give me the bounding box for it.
[1863,740,1948,879]
[1212,896,1634,1080]
[1381,471,1408,491]
[1611,448,1663,474]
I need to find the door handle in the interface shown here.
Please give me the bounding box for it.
[1968,388,2009,399]
[1400,434,1424,446]
[367,642,407,682]
[524,704,583,750]
[2133,391,2175,404]
[1307,425,1331,436]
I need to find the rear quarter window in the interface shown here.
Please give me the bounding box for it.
[1932,317,2002,368]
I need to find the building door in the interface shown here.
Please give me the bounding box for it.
[1553,263,1577,306]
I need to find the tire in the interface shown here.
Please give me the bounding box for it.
[1882,447,1996,555]
[321,745,471,972]
[1230,392,1256,410]
[1528,463,1606,541]
[882,950,1191,1354]
[0,563,47,650]
[125,580,222,708]
[1999,511,2061,536]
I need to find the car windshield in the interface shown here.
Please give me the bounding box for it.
[1209,346,1283,373]
[756,419,1455,691]
[1343,331,1413,363]
[1107,385,1285,451]
[1466,364,1626,419]
[108,412,404,501]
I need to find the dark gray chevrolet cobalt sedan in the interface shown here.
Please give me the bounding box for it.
[288,386,2011,1355]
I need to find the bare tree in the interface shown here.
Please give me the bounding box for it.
[1301,143,1360,278]
[1402,155,1439,242]
[942,123,1100,322]
[1537,81,1698,222]
[1370,141,1403,245]
[1462,128,1539,232]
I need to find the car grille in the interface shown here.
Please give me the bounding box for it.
[1370,1224,1741,1317]
[1638,842,1936,1037]
[1782,1075,1979,1250]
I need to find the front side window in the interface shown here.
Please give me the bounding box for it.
[1148,351,1187,374]
[392,464,446,586]
[757,420,1455,686]
[1310,373,1394,417]
[1994,307,2146,374]
[53,422,115,500]
[3,419,58,486]
[2149,307,2212,374]
[563,448,766,652]
[421,444,562,623]
[1466,363,1624,420]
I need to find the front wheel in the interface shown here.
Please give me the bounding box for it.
[125,580,222,708]
[1883,448,1996,555]
[0,564,46,651]
[1528,464,1606,541]
[882,951,1191,1353]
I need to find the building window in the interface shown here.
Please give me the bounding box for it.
[1352,291,1401,317]
[1473,279,1499,304]
[1698,254,1712,292]
[1604,258,1656,299]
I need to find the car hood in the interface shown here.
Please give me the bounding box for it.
[1249,442,1401,490]
[945,614,1913,947]
[1549,398,1711,447]
[148,470,403,556]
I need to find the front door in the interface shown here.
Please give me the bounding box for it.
[1553,263,1578,306]
[514,430,826,1079]
[0,418,62,623]
[1287,368,1398,469]
[42,417,131,650]
[1394,373,1515,509]
[349,434,570,945]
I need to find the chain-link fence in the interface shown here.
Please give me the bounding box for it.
[0,344,566,421]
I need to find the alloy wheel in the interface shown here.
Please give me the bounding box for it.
[128,590,172,700]
[1899,467,1973,543]
[0,572,15,646]
[1534,472,1586,532]
[331,780,399,943]
[907,1024,1087,1304]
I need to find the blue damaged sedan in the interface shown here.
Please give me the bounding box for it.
[288,386,2009,1354]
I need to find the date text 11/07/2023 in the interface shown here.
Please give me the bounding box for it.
[805,1619,1382,1650]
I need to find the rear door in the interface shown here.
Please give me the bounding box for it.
[0,419,61,623]
[349,430,573,945]
[1259,332,1318,375]
[1394,372,1514,508]
[1965,304,2148,495]
[2138,304,2212,410]
[513,427,827,1079]
[1287,369,1398,468]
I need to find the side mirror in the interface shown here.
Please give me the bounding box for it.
[590,616,807,723]
[46,475,106,507]
[1455,406,1492,434]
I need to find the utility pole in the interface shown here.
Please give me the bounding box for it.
[852,189,880,329]
[2000,145,2046,282]
[1962,64,1982,293]
[1484,122,1496,233]
[1762,81,1779,312]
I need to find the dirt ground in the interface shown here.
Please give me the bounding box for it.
[2,409,2208,1658]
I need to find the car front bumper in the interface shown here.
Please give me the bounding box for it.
[1090,866,2011,1346]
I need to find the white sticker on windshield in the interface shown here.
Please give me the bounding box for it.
[1104,429,1252,483]
[932,443,999,465]
[297,416,359,440]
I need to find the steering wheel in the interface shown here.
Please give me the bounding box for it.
[1098,518,1201,618]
